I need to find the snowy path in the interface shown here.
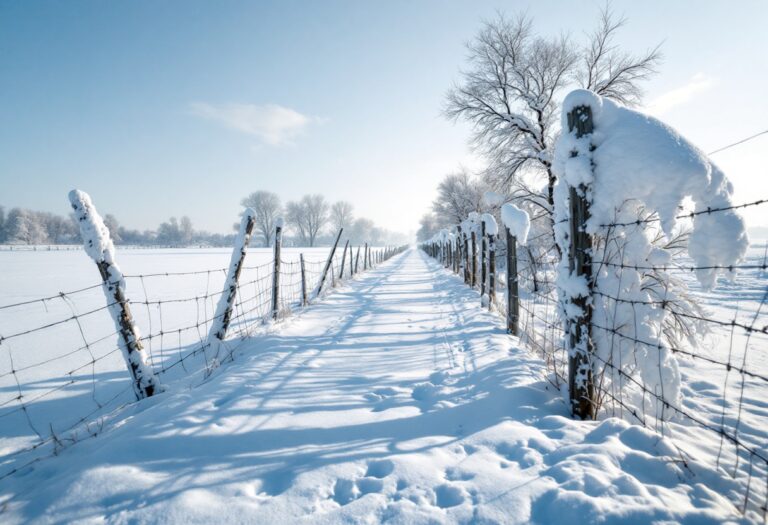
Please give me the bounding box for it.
[0,250,747,523]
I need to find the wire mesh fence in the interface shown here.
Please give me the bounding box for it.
[422,198,768,517]
[0,239,405,482]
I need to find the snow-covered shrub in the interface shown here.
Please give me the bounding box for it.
[552,89,749,419]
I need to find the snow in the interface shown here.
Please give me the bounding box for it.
[555,89,749,289]
[482,191,504,208]
[500,203,530,244]
[68,190,114,264]
[481,213,498,236]
[0,249,750,523]
[553,89,749,408]
[207,207,258,365]
[0,245,361,468]
[68,189,160,399]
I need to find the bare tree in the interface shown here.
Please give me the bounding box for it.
[349,217,374,245]
[577,5,661,106]
[103,214,122,244]
[180,216,194,245]
[241,191,282,246]
[303,194,329,246]
[432,169,488,225]
[416,213,442,242]
[445,7,660,211]
[330,201,354,234]
[285,201,307,245]
[286,194,329,247]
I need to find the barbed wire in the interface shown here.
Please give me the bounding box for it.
[0,243,404,483]
[421,209,768,517]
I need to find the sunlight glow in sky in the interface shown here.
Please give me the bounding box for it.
[1,0,766,235]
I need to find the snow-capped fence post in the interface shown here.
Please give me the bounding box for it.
[315,228,343,297]
[454,234,460,274]
[271,221,283,320]
[565,103,596,420]
[487,233,496,309]
[463,232,470,284]
[480,221,487,298]
[208,208,258,364]
[300,253,308,306]
[501,203,529,336]
[69,190,161,400]
[471,231,477,288]
[506,228,519,335]
[339,240,349,279]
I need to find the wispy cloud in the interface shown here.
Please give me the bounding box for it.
[190,102,320,146]
[646,73,716,116]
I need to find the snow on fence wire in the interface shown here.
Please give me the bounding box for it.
[421,89,768,519]
[0,190,407,482]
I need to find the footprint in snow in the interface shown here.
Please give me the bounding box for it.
[330,460,395,505]
[434,483,467,508]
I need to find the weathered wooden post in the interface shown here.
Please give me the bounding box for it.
[364,243,369,270]
[315,228,343,297]
[471,231,477,288]
[506,227,519,335]
[69,190,161,400]
[455,226,462,274]
[207,208,259,364]
[480,221,487,297]
[300,253,308,306]
[339,239,350,279]
[463,232,470,284]
[354,246,361,274]
[271,220,283,320]
[488,232,496,309]
[566,101,596,420]
[455,233,461,274]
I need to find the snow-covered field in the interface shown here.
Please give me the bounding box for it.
[0,249,758,523]
[0,245,358,473]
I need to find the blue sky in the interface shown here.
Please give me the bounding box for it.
[1,0,766,235]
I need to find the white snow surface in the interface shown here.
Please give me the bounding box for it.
[555,89,748,289]
[500,203,530,244]
[481,213,498,236]
[68,190,115,265]
[207,207,259,363]
[0,250,749,524]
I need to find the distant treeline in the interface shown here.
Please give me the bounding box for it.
[0,192,409,248]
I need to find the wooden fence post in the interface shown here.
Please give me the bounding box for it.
[339,239,349,279]
[300,253,308,306]
[315,228,343,297]
[506,227,520,336]
[471,231,477,288]
[488,232,496,309]
[271,222,283,320]
[480,222,487,297]
[566,103,596,420]
[207,208,259,365]
[463,232,470,284]
[355,246,361,273]
[69,190,161,400]
[364,243,369,270]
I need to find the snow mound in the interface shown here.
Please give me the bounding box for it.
[501,203,530,244]
[481,213,498,236]
[555,90,748,289]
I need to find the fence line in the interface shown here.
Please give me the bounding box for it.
[421,196,768,517]
[0,193,407,482]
